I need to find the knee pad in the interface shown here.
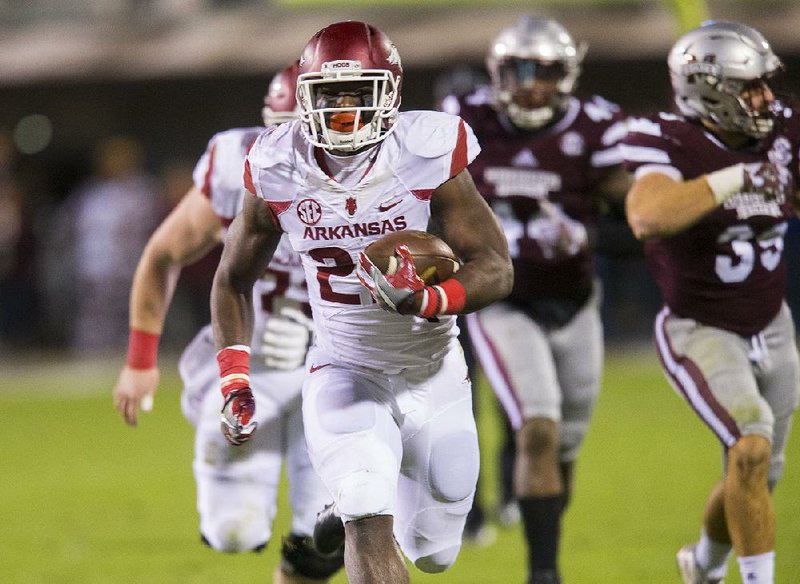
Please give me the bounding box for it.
[280,533,344,580]
[414,543,461,573]
[429,430,479,502]
[560,389,598,462]
[400,498,471,569]
[560,418,591,462]
[768,451,785,491]
[337,470,395,521]
[199,516,269,553]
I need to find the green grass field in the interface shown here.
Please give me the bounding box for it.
[1,347,798,583]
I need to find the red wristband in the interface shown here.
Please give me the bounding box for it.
[126,329,160,369]
[217,345,251,398]
[418,278,467,318]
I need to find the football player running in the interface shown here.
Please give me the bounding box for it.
[112,62,344,583]
[623,21,800,584]
[440,15,629,584]
[210,21,512,584]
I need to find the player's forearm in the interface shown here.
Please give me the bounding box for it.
[626,173,717,239]
[210,269,256,350]
[455,247,513,312]
[128,247,182,334]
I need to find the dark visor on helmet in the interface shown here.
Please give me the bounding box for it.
[499,58,568,83]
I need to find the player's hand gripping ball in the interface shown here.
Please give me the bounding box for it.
[357,230,460,314]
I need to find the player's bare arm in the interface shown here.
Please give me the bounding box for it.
[211,190,282,445]
[211,190,282,349]
[113,186,224,427]
[430,168,513,311]
[625,171,721,240]
[130,186,223,334]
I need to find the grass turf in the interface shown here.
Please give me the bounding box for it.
[1,348,798,583]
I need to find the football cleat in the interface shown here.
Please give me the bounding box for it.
[462,506,497,547]
[313,502,345,555]
[280,533,344,580]
[498,499,521,527]
[676,544,725,584]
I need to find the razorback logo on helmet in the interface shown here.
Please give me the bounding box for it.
[387,45,401,66]
[297,198,323,225]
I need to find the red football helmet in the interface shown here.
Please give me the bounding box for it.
[262,60,300,127]
[297,21,402,152]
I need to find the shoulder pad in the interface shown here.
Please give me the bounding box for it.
[464,85,493,107]
[210,126,263,153]
[403,111,463,159]
[439,94,461,116]
[248,122,296,170]
[582,96,622,123]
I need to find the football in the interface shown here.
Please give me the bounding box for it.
[364,230,460,285]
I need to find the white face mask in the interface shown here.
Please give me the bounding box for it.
[297,70,400,152]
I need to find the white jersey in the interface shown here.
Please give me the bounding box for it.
[192,127,310,363]
[245,111,480,371]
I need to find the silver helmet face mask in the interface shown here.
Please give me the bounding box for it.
[487,15,585,130]
[668,21,783,139]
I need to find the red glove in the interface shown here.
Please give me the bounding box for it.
[357,245,467,318]
[217,345,257,445]
[357,245,425,314]
[220,387,257,446]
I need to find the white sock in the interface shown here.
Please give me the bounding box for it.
[737,551,775,584]
[695,531,732,578]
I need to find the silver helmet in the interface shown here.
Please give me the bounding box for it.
[668,21,783,138]
[486,15,585,129]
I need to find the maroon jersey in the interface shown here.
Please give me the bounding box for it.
[445,87,626,304]
[622,109,800,336]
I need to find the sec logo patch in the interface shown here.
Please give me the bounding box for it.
[297,198,322,225]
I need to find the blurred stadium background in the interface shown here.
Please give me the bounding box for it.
[1,1,799,582]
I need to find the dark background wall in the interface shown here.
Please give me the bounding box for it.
[0,57,683,200]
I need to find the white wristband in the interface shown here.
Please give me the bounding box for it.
[706,164,744,205]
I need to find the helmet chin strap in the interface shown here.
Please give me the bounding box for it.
[323,117,377,151]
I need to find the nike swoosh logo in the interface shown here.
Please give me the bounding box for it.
[309,363,331,374]
[378,200,401,212]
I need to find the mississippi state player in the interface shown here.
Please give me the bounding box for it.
[441,15,628,584]
[623,21,800,584]
[113,61,343,583]
[211,21,513,584]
